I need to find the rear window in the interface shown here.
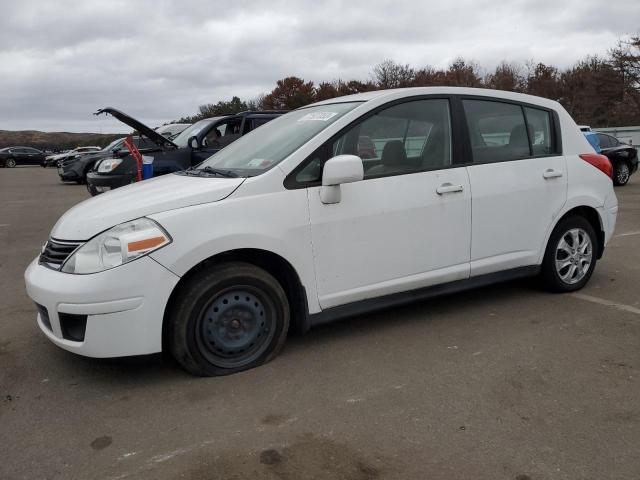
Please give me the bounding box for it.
[463,99,557,163]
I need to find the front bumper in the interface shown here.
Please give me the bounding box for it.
[59,168,81,181]
[86,171,134,190]
[24,256,180,357]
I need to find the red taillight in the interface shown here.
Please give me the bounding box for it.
[580,153,613,179]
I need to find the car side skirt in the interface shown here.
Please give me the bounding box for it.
[306,265,541,329]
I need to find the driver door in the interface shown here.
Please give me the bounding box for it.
[305,98,472,309]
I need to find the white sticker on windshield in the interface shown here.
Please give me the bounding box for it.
[297,112,338,122]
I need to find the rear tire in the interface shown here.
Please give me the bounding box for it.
[167,262,290,376]
[613,161,630,186]
[541,215,597,292]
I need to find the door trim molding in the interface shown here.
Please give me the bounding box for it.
[307,265,540,328]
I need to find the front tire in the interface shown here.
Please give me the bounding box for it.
[613,161,630,186]
[86,183,100,196]
[541,215,597,292]
[6,158,16,168]
[167,262,290,376]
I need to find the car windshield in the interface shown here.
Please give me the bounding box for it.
[102,138,124,152]
[196,102,361,176]
[172,118,222,148]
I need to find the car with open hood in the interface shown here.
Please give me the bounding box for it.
[58,123,191,186]
[25,87,618,377]
[85,108,286,195]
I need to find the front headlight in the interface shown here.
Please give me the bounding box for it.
[98,158,123,173]
[61,218,171,274]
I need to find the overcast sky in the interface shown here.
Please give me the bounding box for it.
[0,0,638,133]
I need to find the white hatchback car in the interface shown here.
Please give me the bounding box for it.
[25,87,618,376]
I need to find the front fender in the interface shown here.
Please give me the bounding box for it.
[148,187,320,314]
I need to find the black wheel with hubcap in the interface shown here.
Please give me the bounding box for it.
[613,161,630,186]
[167,262,289,376]
[6,158,16,168]
[541,215,597,292]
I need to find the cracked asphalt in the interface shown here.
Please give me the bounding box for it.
[1,167,639,479]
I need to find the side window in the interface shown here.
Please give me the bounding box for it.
[204,120,242,147]
[596,134,611,148]
[295,146,324,183]
[332,99,452,179]
[524,107,553,156]
[463,100,530,163]
[251,118,272,131]
[203,125,224,146]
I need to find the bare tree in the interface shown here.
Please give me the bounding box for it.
[485,62,525,92]
[372,59,415,88]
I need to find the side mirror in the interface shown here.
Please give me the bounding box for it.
[188,136,199,149]
[320,154,364,204]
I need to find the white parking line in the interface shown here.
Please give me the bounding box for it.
[615,230,640,238]
[570,293,640,316]
[0,224,9,227]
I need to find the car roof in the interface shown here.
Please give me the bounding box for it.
[307,87,561,110]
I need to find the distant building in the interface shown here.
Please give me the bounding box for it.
[593,126,640,146]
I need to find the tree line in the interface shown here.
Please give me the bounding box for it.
[178,35,640,128]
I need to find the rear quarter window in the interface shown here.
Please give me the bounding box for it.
[524,107,553,156]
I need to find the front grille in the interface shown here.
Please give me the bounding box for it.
[39,239,83,269]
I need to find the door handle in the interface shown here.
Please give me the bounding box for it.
[543,169,563,179]
[436,183,464,195]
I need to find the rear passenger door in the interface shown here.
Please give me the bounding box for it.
[462,98,567,276]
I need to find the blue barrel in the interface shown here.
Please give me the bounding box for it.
[142,156,154,180]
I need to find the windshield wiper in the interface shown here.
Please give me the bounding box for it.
[200,166,239,178]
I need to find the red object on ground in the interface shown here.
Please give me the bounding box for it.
[124,136,143,182]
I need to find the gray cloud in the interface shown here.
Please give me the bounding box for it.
[0,0,637,132]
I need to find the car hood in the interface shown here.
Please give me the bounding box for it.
[51,173,245,240]
[46,152,68,160]
[94,107,178,149]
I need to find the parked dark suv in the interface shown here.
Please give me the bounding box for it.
[86,108,286,195]
[0,146,46,167]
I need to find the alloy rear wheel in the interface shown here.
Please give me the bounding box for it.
[613,162,630,186]
[541,215,597,292]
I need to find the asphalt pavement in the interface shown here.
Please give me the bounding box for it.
[1,166,639,480]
